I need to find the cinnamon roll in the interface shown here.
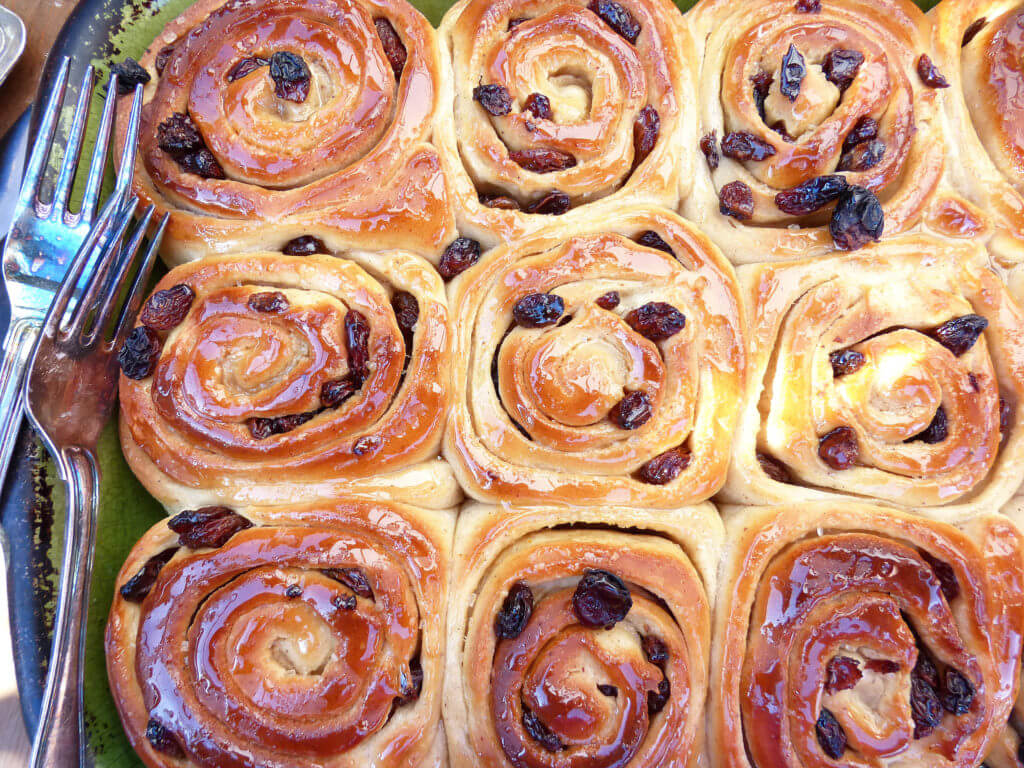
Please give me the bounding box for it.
[118,251,459,511]
[685,0,945,262]
[434,0,697,246]
[712,502,1024,768]
[723,235,1024,520]
[106,498,453,768]
[113,0,455,267]
[446,502,721,768]
[444,205,745,507]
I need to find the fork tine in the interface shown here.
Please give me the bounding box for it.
[79,72,121,223]
[113,84,144,202]
[49,66,95,221]
[21,57,70,209]
[111,212,168,348]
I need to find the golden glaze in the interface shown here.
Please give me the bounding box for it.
[105,499,454,768]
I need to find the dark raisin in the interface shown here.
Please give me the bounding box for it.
[647,678,670,715]
[636,230,674,256]
[719,181,755,220]
[508,17,528,30]
[929,315,987,356]
[865,659,901,674]
[155,45,175,76]
[633,105,660,166]
[473,84,512,116]
[392,291,418,348]
[345,310,370,384]
[140,284,194,330]
[815,709,847,759]
[523,93,552,120]
[917,54,950,89]
[226,56,268,82]
[495,582,534,639]
[247,291,289,313]
[751,71,773,121]
[829,349,865,377]
[248,418,275,440]
[638,447,691,484]
[775,174,849,215]
[818,426,859,469]
[838,139,886,172]
[510,149,577,173]
[843,116,879,152]
[438,237,482,280]
[247,411,315,439]
[771,121,796,142]
[269,51,311,102]
[396,658,424,705]
[700,131,720,170]
[908,406,948,444]
[480,194,521,210]
[168,506,252,549]
[780,44,806,101]
[944,671,975,715]
[796,0,820,11]
[609,391,652,430]
[642,635,668,667]
[118,326,162,380]
[915,651,940,689]
[110,58,150,95]
[721,131,777,162]
[572,569,632,629]
[825,656,863,694]
[830,185,884,250]
[285,584,303,598]
[119,548,178,602]
[920,551,959,602]
[332,593,357,610]
[525,191,571,215]
[1000,397,1013,434]
[374,18,407,80]
[282,235,327,256]
[177,148,225,180]
[911,656,943,738]
[823,49,865,91]
[757,452,792,483]
[625,302,685,341]
[321,375,358,407]
[353,434,382,456]
[513,293,564,327]
[146,719,185,758]
[157,112,203,156]
[596,291,620,309]
[323,567,375,599]
[587,0,641,43]
[962,18,987,47]
[522,708,564,752]
[598,684,618,697]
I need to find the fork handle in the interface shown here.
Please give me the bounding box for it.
[29,447,99,768]
[0,318,39,485]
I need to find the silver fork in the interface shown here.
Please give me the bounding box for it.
[0,57,143,486]
[25,195,167,768]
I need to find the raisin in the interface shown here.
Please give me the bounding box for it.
[513,293,564,327]
[510,149,577,173]
[819,426,859,469]
[247,291,289,313]
[168,507,252,549]
[911,656,943,738]
[830,186,883,250]
[321,375,358,407]
[396,658,423,705]
[642,635,668,667]
[374,18,407,79]
[636,230,674,256]
[823,49,865,91]
[248,418,275,440]
[625,302,685,341]
[816,709,847,758]
[829,348,865,377]
[146,719,185,758]
[438,237,482,279]
[775,174,849,215]
[345,310,370,384]
[962,18,987,47]
[1001,397,1013,434]
[719,181,755,220]
[915,651,940,689]
[929,315,987,356]
[843,116,879,152]
[473,84,512,116]
[633,105,660,166]
[647,678,670,715]
[587,0,641,43]
[247,411,315,439]
[155,45,176,76]
[323,567,375,599]
[751,71,773,121]
[796,0,820,11]
[598,684,618,697]
[917,54,949,89]
[638,447,690,484]
[495,582,534,639]
[269,51,311,102]
[757,452,792,483]
[508,17,528,30]
[118,326,162,380]
[939,670,974,714]
[285,584,303,598]
[283,235,327,256]
[838,139,886,172]
[572,569,632,629]
[596,291,620,309]
[177,148,225,179]
[480,194,521,210]
[332,594,357,611]
[226,56,268,82]
[865,659,901,674]
[119,548,178,602]
[700,131,720,170]
[140,284,194,330]
[908,406,948,444]
[522,708,564,752]
[525,191,571,215]
[353,434,382,456]
[110,58,150,95]
[523,93,552,120]
[609,390,652,429]
[920,551,959,602]
[392,291,418,348]
[780,44,806,101]
[825,656,863,694]
[721,131,777,162]
[771,121,796,142]
[157,112,203,156]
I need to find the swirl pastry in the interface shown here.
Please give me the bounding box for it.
[446,502,722,768]
[931,0,1024,301]
[685,0,945,262]
[434,0,696,245]
[113,0,455,267]
[723,235,1024,520]
[444,205,745,507]
[118,251,459,511]
[712,502,1024,768]
[106,498,453,768]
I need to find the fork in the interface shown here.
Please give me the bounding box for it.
[25,193,167,768]
[0,57,143,487]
